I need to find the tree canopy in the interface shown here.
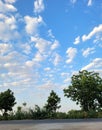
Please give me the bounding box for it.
[44,90,61,115]
[0,89,16,115]
[64,70,102,111]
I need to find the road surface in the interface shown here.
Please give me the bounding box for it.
[0,119,102,130]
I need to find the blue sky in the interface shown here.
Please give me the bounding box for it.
[0,0,102,112]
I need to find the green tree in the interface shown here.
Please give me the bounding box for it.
[0,89,16,116]
[17,106,22,113]
[44,90,61,116]
[64,70,102,112]
[23,102,26,106]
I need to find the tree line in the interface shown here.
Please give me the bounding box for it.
[0,70,102,120]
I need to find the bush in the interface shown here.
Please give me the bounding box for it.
[87,110,97,118]
[56,112,68,119]
[68,110,84,119]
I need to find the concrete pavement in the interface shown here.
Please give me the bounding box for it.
[0,119,102,130]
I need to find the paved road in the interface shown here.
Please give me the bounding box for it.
[0,119,102,130]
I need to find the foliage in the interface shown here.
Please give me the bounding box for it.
[55,112,68,119]
[30,105,48,119]
[68,110,84,119]
[67,109,100,119]
[64,70,102,112]
[44,90,61,117]
[87,110,97,118]
[0,89,16,117]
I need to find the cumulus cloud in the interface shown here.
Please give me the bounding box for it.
[0,49,40,88]
[25,60,40,68]
[51,40,59,50]
[31,36,60,64]
[87,0,92,6]
[0,1,18,42]
[82,24,102,42]
[4,0,16,3]
[32,37,51,54]
[44,67,51,71]
[82,47,95,57]
[39,80,57,90]
[82,58,102,70]
[61,72,69,77]
[70,0,77,4]
[0,38,40,88]
[5,15,17,30]
[53,53,62,66]
[31,37,60,65]
[61,72,71,83]
[93,34,102,44]
[20,43,32,55]
[0,22,19,42]
[64,77,71,83]
[0,43,13,55]
[34,51,45,62]
[24,15,43,35]
[48,29,55,39]
[66,47,77,64]
[73,36,80,45]
[0,0,17,13]
[25,60,34,67]
[34,0,44,13]
[0,14,19,42]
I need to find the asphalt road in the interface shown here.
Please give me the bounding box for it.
[0,119,102,130]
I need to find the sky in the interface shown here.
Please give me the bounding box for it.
[0,0,102,112]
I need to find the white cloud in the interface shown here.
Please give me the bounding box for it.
[4,62,17,69]
[70,0,77,4]
[81,58,102,77]
[31,37,60,64]
[66,47,77,64]
[25,60,34,67]
[73,36,80,45]
[0,0,17,13]
[34,51,45,62]
[33,37,51,54]
[5,15,17,30]
[93,34,102,44]
[0,43,13,55]
[51,40,59,50]
[24,15,43,35]
[48,29,55,39]
[64,77,71,83]
[53,53,62,66]
[25,59,40,68]
[20,43,32,55]
[5,3,17,11]
[0,22,19,42]
[44,67,51,71]
[34,0,44,13]
[0,1,19,42]
[0,14,19,42]
[82,58,102,70]
[0,49,40,88]
[82,47,95,57]
[61,72,69,77]
[39,80,57,90]
[82,24,102,42]
[61,72,71,83]
[4,0,16,3]
[87,0,92,6]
